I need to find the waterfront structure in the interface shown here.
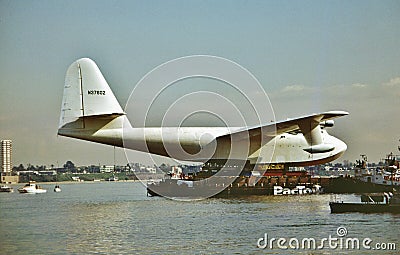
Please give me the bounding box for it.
[1,140,12,175]
[1,140,18,183]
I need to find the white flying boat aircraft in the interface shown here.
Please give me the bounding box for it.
[58,58,348,166]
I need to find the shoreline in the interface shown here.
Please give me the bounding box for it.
[12,180,156,185]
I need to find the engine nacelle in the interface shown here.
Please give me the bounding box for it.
[320,120,334,128]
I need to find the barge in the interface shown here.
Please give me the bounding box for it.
[330,192,400,214]
[147,164,325,199]
[147,149,400,199]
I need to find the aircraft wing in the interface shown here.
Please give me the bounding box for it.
[216,111,349,141]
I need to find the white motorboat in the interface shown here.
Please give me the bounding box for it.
[18,181,47,194]
[0,185,14,193]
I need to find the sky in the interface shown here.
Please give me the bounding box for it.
[1,0,399,167]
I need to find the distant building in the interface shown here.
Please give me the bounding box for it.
[100,165,115,173]
[1,140,18,183]
[1,140,12,175]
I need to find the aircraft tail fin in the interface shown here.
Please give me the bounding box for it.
[58,58,130,146]
[59,58,125,129]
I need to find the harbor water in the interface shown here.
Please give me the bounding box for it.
[0,182,399,254]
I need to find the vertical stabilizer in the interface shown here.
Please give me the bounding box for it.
[59,58,124,129]
[58,58,130,147]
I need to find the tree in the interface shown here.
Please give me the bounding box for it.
[27,164,35,171]
[13,164,25,171]
[63,160,76,171]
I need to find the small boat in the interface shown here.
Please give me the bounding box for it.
[0,185,14,193]
[54,185,61,192]
[106,175,118,181]
[329,191,400,214]
[18,181,47,194]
